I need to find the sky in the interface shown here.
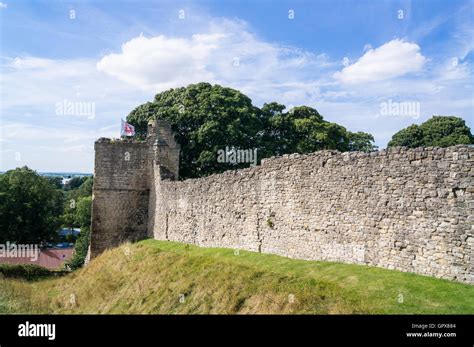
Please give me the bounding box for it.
[0,0,473,173]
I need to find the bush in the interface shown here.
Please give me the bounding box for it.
[65,227,90,270]
[0,264,53,280]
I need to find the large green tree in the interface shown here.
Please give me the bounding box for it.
[128,83,262,178]
[348,132,377,152]
[61,176,93,230]
[75,196,92,228]
[261,105,349,154]
[127,83,376,178]
[61,177,93,270]
[0,167,63,244]
[388,116,474,148]
[64,195,92,270]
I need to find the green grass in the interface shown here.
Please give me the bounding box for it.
[0,239,472,314]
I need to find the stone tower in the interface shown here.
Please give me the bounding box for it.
[90,119,180,258]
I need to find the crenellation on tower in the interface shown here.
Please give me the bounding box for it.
[146,119,180,180]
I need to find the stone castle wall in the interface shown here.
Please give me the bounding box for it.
[91,122,473,283]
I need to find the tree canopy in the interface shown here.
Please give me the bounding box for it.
[127,83,376,178]
[0,167,63,244]
[128,83,262,178]
[61,177,93,270]
[62,176,93,231]
[388,116,474,148]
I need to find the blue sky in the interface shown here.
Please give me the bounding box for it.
[1,0,473,172]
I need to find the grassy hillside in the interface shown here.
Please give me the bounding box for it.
[0,240,473,314]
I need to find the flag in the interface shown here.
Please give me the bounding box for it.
[121,119,135,137]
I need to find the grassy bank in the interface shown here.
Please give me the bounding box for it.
[0,239,472,314]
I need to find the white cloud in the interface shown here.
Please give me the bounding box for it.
[1,55,150,110]
[363,44,372,52]
[437,58,471,81]
[96,34,217,90]
[0,122,111,172]
[96,20,333,94]
[0,56,152,172]
[9,57,54,69]
[0,2,7,9]
[334,39,427,84]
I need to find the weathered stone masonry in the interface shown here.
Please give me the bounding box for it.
[91,120,473,283]
[90,120,179,258]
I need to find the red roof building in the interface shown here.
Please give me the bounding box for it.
[0,248,73,269]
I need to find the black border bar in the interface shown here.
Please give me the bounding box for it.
[0,314,472,346]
